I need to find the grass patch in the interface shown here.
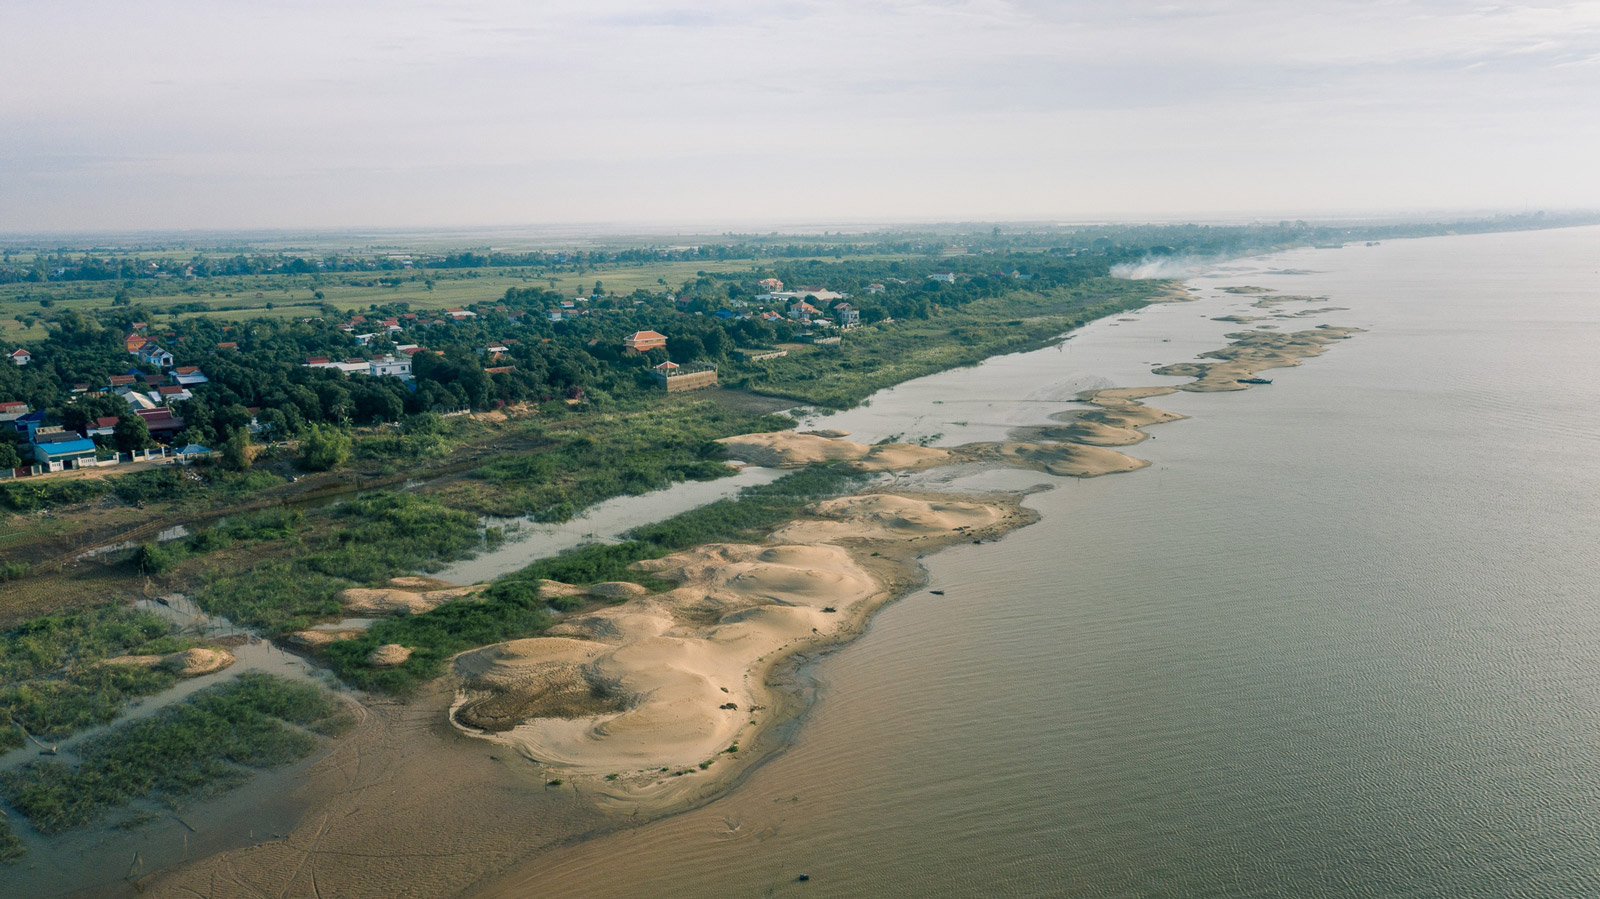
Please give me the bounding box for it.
[0,818,21,864]
[0,673,341,834]
[0,606,187,751]
[193,491,490,634]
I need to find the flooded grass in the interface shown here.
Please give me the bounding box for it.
[0,673,341,835]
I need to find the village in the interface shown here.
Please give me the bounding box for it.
[0,270,934,478]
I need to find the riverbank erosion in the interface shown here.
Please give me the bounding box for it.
[447,491,1035,812]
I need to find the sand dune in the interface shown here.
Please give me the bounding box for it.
[959,441,1150,477]
[451,493,1029,783]
[772,493,1006,544]
[1033,420,1148,446]
[340,583,488,616]
[717,431,949,470]
[1153,326,1362,391]
[102,647,236,677]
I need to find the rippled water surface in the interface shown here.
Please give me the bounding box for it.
[481,226,1600,898]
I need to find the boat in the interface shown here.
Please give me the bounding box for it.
[1238,377,1273,385]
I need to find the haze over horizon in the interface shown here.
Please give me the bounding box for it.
[4,0,1598,233]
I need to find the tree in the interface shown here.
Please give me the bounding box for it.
[0,444,19,469]
[218,427,257,471]
[113,415,153,453]
[298,424,350,472]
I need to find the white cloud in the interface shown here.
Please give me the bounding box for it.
[1,0,1597,230]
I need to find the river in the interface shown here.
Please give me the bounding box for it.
[474,225,1600,898]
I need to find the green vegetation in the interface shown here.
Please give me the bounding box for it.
[0,606,186,751]
[0,673,343,834]
[450,402,792,519]
[195,491,490,634]
[325,466,867,694]
[0,818,20,863]
[743,284,1154,409]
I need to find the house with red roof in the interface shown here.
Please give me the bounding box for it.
[625,330,668,352]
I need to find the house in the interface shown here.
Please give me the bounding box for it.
[382,318,402,333]
[651,361,718,393]
[125,334,149,353]
[866,283,886,293]
[172,366,209,386]
[928,272,957,283]
[86,416,120,437]
[124,391,159,411]
[396,344,422,355]
[108,374,137,390]
[625,330,668,353]
[757,278,783,291]
[305,356,331,366]
[445,308,477,321]
[31,428,98,471]
[135,408,186,440]
[788,301,821,320]
[353,333,377,346]
[10,409,48,438]
[484,365,516,375]
[547,311,563,322]
[8,348,30,366]
[216,341,238,351]
[0,402,29,424]
[833,303,860,328]
[137,343,175,368]
[155,385,193,405]
[368,355,413,379]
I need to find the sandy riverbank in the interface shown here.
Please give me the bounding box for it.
[136,306,1362,898]
[447,492,1033,812]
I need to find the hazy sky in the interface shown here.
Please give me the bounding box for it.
[3,0,1598,232]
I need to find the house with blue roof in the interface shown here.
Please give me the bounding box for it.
[31,427,99,471]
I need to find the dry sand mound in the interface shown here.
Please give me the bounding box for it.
[960,441,1149,478]
[104,648,237,677]
[717,431,949,471]
[341,583,488,616]
[368,644,413,667]
[454,638,623,731]
[588,581,649,599]
[160,647,236,676]
[288,629,363,648]
[451,494,1023,775]
[1037,421,1148,447]
[1077,402,1185,429]
[388,575,453,589]
[772,493,1005,544]
[1152,327,1362,391]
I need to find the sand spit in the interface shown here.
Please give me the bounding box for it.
[1153,326,1362,392]
[717,431,949,471]
[102,647,238,677]
[449,493,1033,800]
[961,441,1150,477]
[1029,420,1149,446]
[1221,285,1275,294]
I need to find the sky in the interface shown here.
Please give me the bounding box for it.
[2,0,1598,232]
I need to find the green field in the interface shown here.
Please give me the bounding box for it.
[0,255,913,342]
